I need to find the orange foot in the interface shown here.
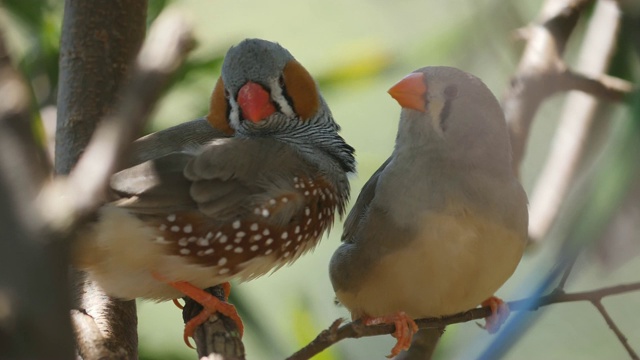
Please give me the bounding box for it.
[164,280,243,348]
[481,296,510,334]
[363,311,418,358]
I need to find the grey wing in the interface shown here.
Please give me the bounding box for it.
[110,143,260,219]
[123,118,228,169]
[112,137,314,227]
[184,138,315,225]
[110,118,231,214]
[110,152,197,213]
[341,157,392,242]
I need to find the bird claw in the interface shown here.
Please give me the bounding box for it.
[172,298,184,309]
[183,308,213,348]
[163,279,244,348]
[481,296,510,333]
[329,318,345,335]
[363,311,418,358]
[183,288,244,337]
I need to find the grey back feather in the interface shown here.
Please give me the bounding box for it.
[123,118,227,169]
[341,157,392,243]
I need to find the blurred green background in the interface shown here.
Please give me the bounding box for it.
[2,0,638,359]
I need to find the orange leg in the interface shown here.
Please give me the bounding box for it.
[481,296,510,334]
[152,273,243,348]
[170,282,230,309]
[220,281,231,300]
[363,311,418,358]
[167,281,244,347]
[179,281,233,347]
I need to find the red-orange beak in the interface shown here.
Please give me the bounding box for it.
[237,81,277,123]
[388,72,427,112]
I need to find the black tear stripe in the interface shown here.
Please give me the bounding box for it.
[440,99,452,131]
[278,75,295,114]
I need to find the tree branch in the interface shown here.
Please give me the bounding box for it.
[556,260,576,292]
[287,282,640,360]
[592,300,639,360]
[557,70,633,101]
[54,2,148,359]
[527,0,626,243]
[504,0,594,174]
[182,287,246,360]
[50,6,194,359]
[0,24,75,359]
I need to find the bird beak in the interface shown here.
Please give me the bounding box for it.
[388,72,427,112]
[237,81,277,123]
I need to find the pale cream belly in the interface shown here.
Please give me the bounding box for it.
[336,212,525,319]
[74,206,281,301]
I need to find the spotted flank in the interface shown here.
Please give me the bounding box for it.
[151,175,339,277]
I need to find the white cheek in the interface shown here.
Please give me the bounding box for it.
[228,97,242,129]
[269,78,295,117]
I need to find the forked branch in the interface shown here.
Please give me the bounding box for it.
[287,282,640,360]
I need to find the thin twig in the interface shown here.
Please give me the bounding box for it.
[287,281,640,360]
[556,253,580,290]
[592,300,640,360]
[558,70,633,101]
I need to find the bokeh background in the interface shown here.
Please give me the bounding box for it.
[2,0,638,359]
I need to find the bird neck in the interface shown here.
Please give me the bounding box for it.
[394,111,444,154]
[275,118,356,175]
[274,119,355,216]
[236,103,356,177]
[394,111,513,180]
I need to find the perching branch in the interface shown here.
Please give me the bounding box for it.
[287,282,640,360]
[182,287,246,360]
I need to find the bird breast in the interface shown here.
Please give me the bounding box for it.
[335,207,525,320]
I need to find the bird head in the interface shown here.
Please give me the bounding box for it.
[206,39,355,174]
[388,66,512,173]
[207,39,330,136]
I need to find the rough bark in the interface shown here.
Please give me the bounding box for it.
[56,1,148,358]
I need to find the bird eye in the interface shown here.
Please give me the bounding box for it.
[444,85,458,99]
[224,89,231,99]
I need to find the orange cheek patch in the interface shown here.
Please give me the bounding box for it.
[283,60,320,121]
[206,78,234,135]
